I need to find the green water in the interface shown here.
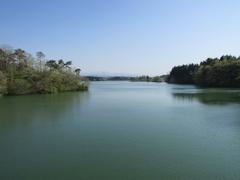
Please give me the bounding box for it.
[0,82,240,180]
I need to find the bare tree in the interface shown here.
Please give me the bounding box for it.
[36,51,45,71]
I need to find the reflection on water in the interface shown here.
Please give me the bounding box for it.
[0,91,89,129]
[172,89,240,105]
[0,82,240,180]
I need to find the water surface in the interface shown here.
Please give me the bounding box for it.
[0,82,240,180]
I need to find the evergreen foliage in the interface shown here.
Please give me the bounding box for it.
[166,55,240,87]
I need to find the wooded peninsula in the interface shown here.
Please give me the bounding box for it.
[0,47,88,96]
[166,55,240,87]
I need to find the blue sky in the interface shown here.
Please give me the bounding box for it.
[1,0,240,75]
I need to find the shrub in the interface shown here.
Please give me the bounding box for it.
[7,79,32,95]
[0,71,7,94]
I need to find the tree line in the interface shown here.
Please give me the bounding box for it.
[0,46,88,95]
[166,55,240,87]
[130,75,165,82]
[85,75,166,82]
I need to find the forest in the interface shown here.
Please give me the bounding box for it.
[0,47,88,95]
[166,55,240,87]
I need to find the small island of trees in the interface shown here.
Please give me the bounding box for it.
[0,46,88,96]
[166,55,240,87]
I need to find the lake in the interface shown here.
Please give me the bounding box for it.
[0,81,240,180]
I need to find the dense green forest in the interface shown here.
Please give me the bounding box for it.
[166,55,240,87]
[0,47,88,95]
